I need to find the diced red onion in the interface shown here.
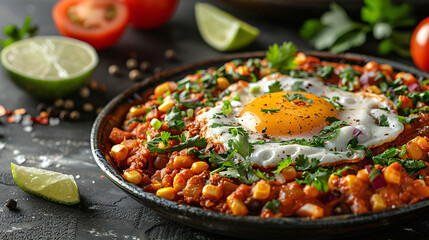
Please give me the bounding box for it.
[408,83,420,92]
[371,148,380,156]
[181,99,198,103]
[365,165,387,190]
[360,74,369,85]
[318,191,337,204]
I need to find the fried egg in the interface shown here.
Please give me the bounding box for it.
[196,74,404,167]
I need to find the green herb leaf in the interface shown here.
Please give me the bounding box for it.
[261,109,280,113]
[256,169,275,181]
[165,106,186,131]
[1,16,38,47]
[263,199,281,214]
[275,157,293,174]
[266,42,298,72]
[222,100,232,115]
[147,135,207,154]
[283,93,314,103]
[398,115,419,124]
[267,81,282,93]
[338,66,361,92]
[291,81,306,92]
[295,155,320,171]
[377,114,389,127]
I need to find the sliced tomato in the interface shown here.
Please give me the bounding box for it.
[121,0,178,30]
[52,0,129,50]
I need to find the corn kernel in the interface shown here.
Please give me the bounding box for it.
[226,195,248,216]
[364,61,379,71]
[158,99,176,112]
[236,66,250,75]
[156,187,176,200]
[344,175,364,193]
[370,193,387,211]
[225,62,236,72]
[281,166,297,181]
[173,155,193,169]
[356,169,369,182]
[294,52,306,65]
[328,174,340,190]
[173,174,187,192]
[110,144,129,161]
[259,68,271,78]
[124,170,142,185]
[396,72,418,85]
[191,161,209,174]
[380,64,393,73]
[152,180,162,191]
[129,106,147,117]
[216,77,230,90]
[202,184,223,201]
[252,181,271,200]
[303,185,319,198]
[383,164,401,185]
[154,81,177,97]
[295,203,324,219]
[366,85,382,94]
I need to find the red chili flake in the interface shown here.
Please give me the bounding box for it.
[6,115,15,123]
[100,175,105,178]
[6,109,12,116]
[14,108,26,115]
[0,105,5,116]
[34,116,41,124]
[292,101,307,106]
[39,117,49,125]
[39,111,49,118]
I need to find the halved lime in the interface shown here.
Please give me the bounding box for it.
[195,3,260,52]
[11,163,80,205]
[1,36,98,99]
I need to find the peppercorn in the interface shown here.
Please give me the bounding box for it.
[164,49,177,61]
[4,199,17,210]
[108,65,120,76]
[69,111,80,121]
[59,110,69,120]
[79,87,90,99]
[129,69,141,81]
[97,84,106,93]
[140,61,151,72]
[36,103,46,112]
[83,103,94,112]
[53,98,64,108]
[46,106,57,117]
[88,80,98,90]
[96,107,103,115]
[64,99,75,110]
[126,58,138,69]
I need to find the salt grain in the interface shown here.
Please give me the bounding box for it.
[39,155,52,168]
[15,155,26,164]
[49,118,60,126]
[75,175,80,179]
[0,142,5,150]
[21,115,33,126]
[14,114,22,123]
[13,150,20,155]
[23,126,33,133]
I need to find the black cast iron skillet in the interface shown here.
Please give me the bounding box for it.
[90,51,429,239]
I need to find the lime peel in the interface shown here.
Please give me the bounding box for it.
[11,163,80,205]
[195,3,259,52]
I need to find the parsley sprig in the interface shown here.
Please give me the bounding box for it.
[266,42,297,72]
[1,16,38,47]
[300,0,416,56]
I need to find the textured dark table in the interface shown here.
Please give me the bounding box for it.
[1,0,429,239]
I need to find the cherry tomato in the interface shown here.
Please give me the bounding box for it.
[52,0,129,50]
[121,0,178,30]
[410,17,429,72]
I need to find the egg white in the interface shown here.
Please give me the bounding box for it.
[196,74,404,167]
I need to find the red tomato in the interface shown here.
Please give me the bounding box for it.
[411,17,429,72]
[121,0,178,30]
[52,0,129,50]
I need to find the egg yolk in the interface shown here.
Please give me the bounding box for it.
[238,92,338,137]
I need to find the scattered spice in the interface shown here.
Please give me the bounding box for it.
[69,110,80,120]
[97,84,106,93]
[14,108,26,115]
[59,110,69,120]
[108,64,120,76]
[4,199,17,210]
[126,58,138,69]
[140,61,151,72]
[79,87,90,99]
[88,80,98,90]
[36,103,46,111]
[83,103,94,112]
[54,98,64,108]
[64,99,75,109]
[129,69,141,81]
[164,49,177,61]
[46,106,57,117]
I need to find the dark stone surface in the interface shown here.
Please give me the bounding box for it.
[0,0,428,239]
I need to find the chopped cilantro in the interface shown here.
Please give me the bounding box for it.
[250,86,260,94]
[283,93,314,103]
[294,155,320,171]
[147,135,207,154]
[291,81,306,92]
[263,199,281,214]
[338,66,361,92]
[261,109,280,113]
[377,114,389,127]
[256,169,275,181]
[322,96,344,111]
[398,115,419,123]
[165,106,186,131]
[222,100,232,115]
[267,81,282,93]
[266,42,298,73]
[315,66,334,79]
[275,157,293,174]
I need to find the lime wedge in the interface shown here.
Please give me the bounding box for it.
[1,36,98,99]
[195,3,260,52]
[11,163,80,205]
